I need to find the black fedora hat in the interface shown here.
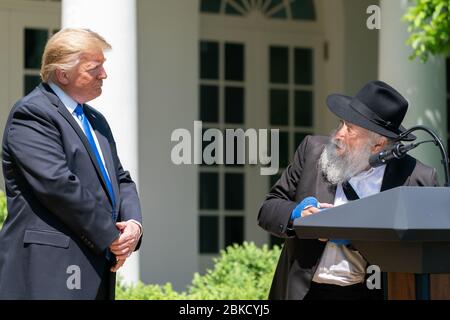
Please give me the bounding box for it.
[327,80,416,141]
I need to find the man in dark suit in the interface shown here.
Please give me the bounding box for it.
[258,81,439,300]
[0,28,142,299]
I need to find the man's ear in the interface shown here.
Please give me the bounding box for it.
[55,68,70,85]
[371,137,388,153]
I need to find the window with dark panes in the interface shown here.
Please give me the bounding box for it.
[24,28,49,95]
[225,43,244,81]
[23,27,60,95]
[225,173,244,210]
[270,89,289,126]
[268,45,314,174]
[268,45,315,247]
[199,172,219,210]
[225,86,244,124]
[295,90,313,127]
[225,216,244,247]
[200,85,219,123]
[200,41,219,80]
[199,216,219,254]
[199,39,246,254]
[199,0,319,250]
[270,46,289,84]
[201,0,222,13]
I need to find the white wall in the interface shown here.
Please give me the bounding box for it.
[319,0,379,135]
[343,0,379,96]
[321,0,345,135]
[137,0,199,290]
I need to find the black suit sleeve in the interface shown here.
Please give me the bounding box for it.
[6,103,120,255]
[257,135,310,238]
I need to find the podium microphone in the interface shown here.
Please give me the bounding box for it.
[369,142,418,168]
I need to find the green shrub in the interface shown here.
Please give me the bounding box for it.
[187,242,280,300]
[115,281,186,300]
[0,190,7,229]
[404,0,450,62]
[116,242,281,300]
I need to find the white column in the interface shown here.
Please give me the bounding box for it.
[137,0,199,291]
[62,0,139,284]
[379,0,447,184]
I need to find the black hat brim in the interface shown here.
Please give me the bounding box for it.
[327,94,416,141]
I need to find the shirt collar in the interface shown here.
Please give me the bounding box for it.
[48,82,79,115]
[347,164,386,198]
[350,164,386,183]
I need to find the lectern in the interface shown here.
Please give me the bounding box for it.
[293,186,450,299]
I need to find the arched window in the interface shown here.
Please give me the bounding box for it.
[200,0,316,21]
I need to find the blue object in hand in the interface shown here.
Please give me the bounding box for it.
[290,196,319,221]
[291,196,350,246]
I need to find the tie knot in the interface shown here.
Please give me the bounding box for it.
[73,104,84,121]
[74,104,84,120]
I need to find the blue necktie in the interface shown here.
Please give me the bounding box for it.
[74,104,116,217]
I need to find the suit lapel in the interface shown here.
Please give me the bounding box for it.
[380,158,411,191]
[380,162,396,192]
[39,83,114,207]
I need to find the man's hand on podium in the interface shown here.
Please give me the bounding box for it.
[300,202,333,218]
[302,202,333,242]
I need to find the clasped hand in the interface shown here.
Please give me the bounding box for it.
[109,221,141,272]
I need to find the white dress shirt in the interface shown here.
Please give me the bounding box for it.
[312,164,386,286]
[49,82,142,234]
[49,82,109,174]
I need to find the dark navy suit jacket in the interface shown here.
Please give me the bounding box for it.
[0,83,142,299]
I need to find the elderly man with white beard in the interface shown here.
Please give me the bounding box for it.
[258,80,439,300]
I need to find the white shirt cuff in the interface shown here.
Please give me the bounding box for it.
[127,219,143,236]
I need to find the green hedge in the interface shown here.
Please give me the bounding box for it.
[116,242,281,300]
[0,190,6,229]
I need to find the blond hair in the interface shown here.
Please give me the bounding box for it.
[40,28,111,82]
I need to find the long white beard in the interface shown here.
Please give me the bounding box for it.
[318,138,372,185]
